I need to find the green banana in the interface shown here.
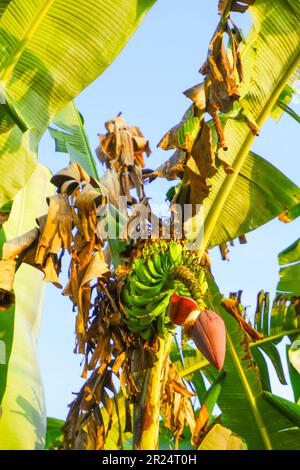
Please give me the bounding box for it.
[146,257,162,279]
[122,240,208,340]
[157,314,167,338]
[124,304,145,318]
[169,241,183,264]
[146,295,171,318]
[145,291,171,311]
[129,277,165,297]
[136,260,156,284]
[153,253,164,275]
[139,315,155,327]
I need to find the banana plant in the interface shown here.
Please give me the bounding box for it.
[0,0,156,207]
[0,164,54,449]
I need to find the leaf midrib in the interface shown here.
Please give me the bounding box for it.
[70,102,99,180]
[226,333,272,450]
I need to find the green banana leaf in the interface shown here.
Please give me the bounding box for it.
[0,0,156,206]
[0,128,38,208]
[0,164,54,449]
[263,392,300,427]
[205,276,300,450]
[45,417,64,450]
[276,101,300,124]
[199,0,300,250]
[286,344,300,403]
[49,102,98,179]
[277,238,300,296]
[206,150,300,248]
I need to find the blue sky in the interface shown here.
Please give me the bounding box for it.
[38,0,300,419]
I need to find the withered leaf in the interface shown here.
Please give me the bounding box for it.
[158,114,201,154]
[51,162,90,192]
[192,404,209,447]
[184,167,211,205]
[150,150,185,181]
[35,194,72,266]
[75,185,107,242]
[80,251,110,287]
[2,228,39,261]
[221,298,263,341]
[96,116,151,171]
[170,379,195,398]
[191,122,218,178]
[183,82,206,111]
[0,259,16,309]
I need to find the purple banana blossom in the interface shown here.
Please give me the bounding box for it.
[192,309,226,371]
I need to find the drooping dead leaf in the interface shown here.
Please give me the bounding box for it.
[2,228,39,261]
[191,122,218,178]
[96,116,150,203]
[183,82,206,111]
[51,162,91,194]
[222,298,263,341]
[75,185,107,242]
[0,259,16,309]
[192,404,210,448]
[162,361,196,449]
[35,194,72,265]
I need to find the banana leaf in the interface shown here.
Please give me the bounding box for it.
[0,164,54,449]
[189,0,300,250]
[198,424,247,450]
[49,102,98,179]
[263,392,300,427]
[277,238,300,296]
[0,0,156,206]
[45,418,64,450]
[286,344,300,403]
[206,150,300,248]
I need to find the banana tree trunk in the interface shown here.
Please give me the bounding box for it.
[133,334,173,450]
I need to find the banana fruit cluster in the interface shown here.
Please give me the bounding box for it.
[121,241,208,340]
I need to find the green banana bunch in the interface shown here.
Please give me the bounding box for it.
[121,241,208,340]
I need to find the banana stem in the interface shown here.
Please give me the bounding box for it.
[173,264,205,307]
[133,334,173,450]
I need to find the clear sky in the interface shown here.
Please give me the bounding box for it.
[38,0,300,419]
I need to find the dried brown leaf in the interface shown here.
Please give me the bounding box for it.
[2,228,39,261]
[80,251,110,287]
[35,195,72,265]
[192,404,210,447]
[222,298,263,341]
[51,162,90,192]
[183,82,206,111]
[191,122,218,178]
